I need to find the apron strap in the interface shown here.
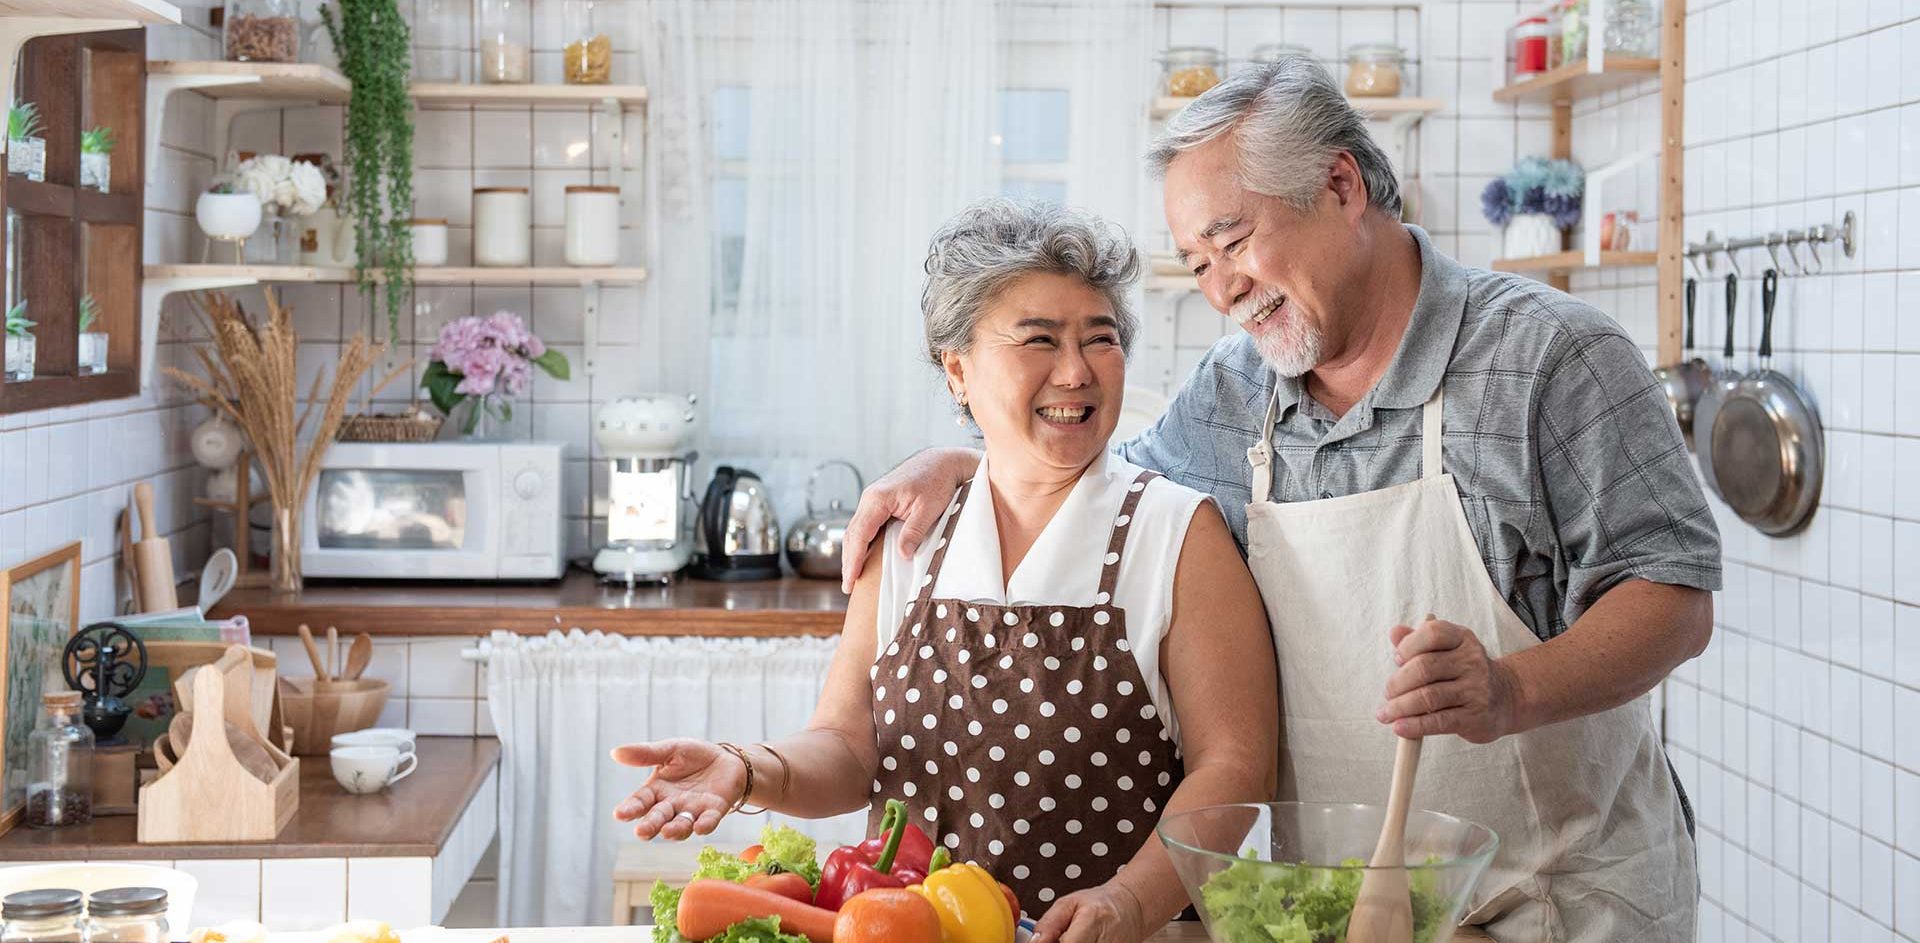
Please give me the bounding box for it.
[1096,470,1162,600]
[1246,378,1282,504]
[913,480,974,604]
[1421,385,1445,480]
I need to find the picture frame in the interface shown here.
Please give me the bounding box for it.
[0,542,83,836]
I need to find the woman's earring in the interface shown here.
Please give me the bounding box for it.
[954,394,968,427]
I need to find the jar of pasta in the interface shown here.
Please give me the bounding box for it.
[1158,47,1223,98]
[1343,43,1405,97]
[563,0,614,85]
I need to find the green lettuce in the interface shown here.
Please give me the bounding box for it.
[693,846,761,883]
[649,825,825,942]
[695,916,810,943]
[1198,853,1451,943]
[755,825,823,888]
[649,881,686,943]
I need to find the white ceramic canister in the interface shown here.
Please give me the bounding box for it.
[472,186,531,266]
[563,185,620,266]
[410,218,449,266]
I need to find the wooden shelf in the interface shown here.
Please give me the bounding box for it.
[148,60,350,102]
[411,82,649,107]
[145,263,650,285]
[1151,95,1442,121]
[1489,250,1658,275]
[1491,57,1661,105]
[0,0,178,23]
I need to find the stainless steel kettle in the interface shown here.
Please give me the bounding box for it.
[690,465,784,581]
[785,460,865,580]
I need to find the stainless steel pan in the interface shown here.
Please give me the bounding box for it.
[1655,277,1713,449]
[1708,269,1823,536]
[1693,272,1742,497]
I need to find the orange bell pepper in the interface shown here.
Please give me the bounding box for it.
[833,888,944,943]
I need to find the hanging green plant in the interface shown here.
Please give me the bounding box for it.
[322,0,413,341]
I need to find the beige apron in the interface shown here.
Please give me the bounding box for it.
[1244,383,1696,942]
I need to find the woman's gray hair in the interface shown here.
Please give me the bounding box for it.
[921,198,1142,369]
[1146,56,1401,215]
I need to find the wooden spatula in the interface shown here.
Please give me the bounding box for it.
[343,633,373,681]
[1349,735,1423,943]
[298,624,329,681]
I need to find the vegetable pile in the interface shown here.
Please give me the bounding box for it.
[651,800,1021,943]
[1199,853,1451,943]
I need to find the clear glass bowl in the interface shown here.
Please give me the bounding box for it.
[1157,802,1498,943]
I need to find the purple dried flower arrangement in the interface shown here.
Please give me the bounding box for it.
[1480,157,1584,230]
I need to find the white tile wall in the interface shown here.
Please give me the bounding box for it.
[264,634,493,734]
[0,23,216,619]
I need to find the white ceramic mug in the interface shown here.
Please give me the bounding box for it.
[331,728,416,753]
[330,746,417,794]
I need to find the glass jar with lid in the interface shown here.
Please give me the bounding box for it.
[1249,42,1315,65]
[25,691,92,829]
[563,0,614,85]
[83,889,168,943]
[413,0,470,83]
[224,0,300,62]
[477,0,532,84]
[0,890,82,943]
[1158,47,1223,98]
[1343,43,1405,98]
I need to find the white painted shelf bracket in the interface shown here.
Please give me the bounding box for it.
[139,274,258,390]
[145,72,258,185]
[582,280,601,379]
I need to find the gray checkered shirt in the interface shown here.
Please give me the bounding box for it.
[1120,225,1722,642]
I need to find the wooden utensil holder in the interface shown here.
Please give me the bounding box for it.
[137,646,298,843]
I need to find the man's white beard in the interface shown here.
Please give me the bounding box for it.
[1232,288,1323,378]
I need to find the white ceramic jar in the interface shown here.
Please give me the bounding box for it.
[563,185,620,266]
[472,187,530,267]
[410,218,449,266]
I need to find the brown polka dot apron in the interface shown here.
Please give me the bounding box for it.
[869,470,1183,910]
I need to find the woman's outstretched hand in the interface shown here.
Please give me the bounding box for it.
[611,739,747,840]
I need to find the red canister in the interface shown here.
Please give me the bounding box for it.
[1515,17,1551,75]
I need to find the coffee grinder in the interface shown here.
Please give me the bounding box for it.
[593,394,701,584]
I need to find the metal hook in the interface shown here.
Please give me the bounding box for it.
[1764,233,1788,275]
[1783,237,1809,277]
[1804,234,1826,275]
[1686,250,1706,279]
[1719,243,1744,279]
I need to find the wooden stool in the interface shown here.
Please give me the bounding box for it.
[610,841,708,926]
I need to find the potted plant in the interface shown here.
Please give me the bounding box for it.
[79,126,113,193]
[7,102,45,182]
[1481,157,1584,260]
[422,311,569,437]
[4,301,34,382]
[323,0,414,340]
[77,294,106,375]
[196,181,265,261]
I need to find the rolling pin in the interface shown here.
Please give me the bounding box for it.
[133,482,179,611]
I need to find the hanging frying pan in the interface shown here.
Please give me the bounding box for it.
[1708,269,1823,536]
[1692,272,1743,497]
[1654,277,1712,449]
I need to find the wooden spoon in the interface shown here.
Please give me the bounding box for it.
[327,626,339,681]
[1348,735,1423,943]
[343,633,373,681]
[299,624,329,682]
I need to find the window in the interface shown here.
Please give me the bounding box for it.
[997,88,1070,202]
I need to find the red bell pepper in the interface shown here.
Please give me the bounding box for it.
[813,799,928,911]
[855,800,936,877]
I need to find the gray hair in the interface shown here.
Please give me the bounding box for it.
[921,198,1142,369]
[1147,56,1401,215]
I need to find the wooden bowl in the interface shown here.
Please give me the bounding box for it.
[279,678,390,756]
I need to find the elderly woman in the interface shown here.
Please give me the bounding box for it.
[613,199,1277,943]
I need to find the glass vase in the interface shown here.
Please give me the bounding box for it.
[270,505,302,595]
[77,333,107,376]
[4,333,34,382]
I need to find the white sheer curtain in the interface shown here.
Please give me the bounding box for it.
[634,0,716,403]
[487,630,860,927]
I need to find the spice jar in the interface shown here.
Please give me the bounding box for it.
[413,0,470,83]
[410,218,450,266]
[564,186,620,266]
[563,0,613,85]
[0,890,81,943]
[477,0,532,84]
[1513,17,1553,77]
[25,691,91,829]
[1343,43,1405,97]
[224,0,300,63]
[473,187,531,267]
[1158,47,1223,98]
[1250,42,1315,64]
[83,889,168,943]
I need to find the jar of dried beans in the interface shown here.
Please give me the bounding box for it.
[24,691,92,829]
[224,0,300,63]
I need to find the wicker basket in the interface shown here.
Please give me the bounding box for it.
[337,412,444,443]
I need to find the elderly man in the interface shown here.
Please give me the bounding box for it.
[843,57,1716,942]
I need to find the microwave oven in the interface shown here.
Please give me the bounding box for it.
[301,441,566,580]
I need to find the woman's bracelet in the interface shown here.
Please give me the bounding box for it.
[758,742,794,800]
[716,742,761,815]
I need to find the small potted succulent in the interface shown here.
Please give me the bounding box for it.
[77,294,106,376]
[79,127,113,193]
[196,181,265,261]
[4,301,34,382]
[7,102,45,182]
[1481,157,1584,260]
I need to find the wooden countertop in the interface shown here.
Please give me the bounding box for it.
[211,571,851,637]
[0,737,499,860]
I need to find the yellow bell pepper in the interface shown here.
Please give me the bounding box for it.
[909,862,1015,943]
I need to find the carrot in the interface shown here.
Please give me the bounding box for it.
[745,872,814,903]
[676,878,838,943]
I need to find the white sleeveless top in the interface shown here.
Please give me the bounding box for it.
[875,452,1210,745]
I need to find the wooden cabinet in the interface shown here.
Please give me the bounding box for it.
[1,27,145,413]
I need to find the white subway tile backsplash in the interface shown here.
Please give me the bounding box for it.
[261,858,348,930]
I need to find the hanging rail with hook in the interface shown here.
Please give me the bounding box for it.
[1684,211,1857,277]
